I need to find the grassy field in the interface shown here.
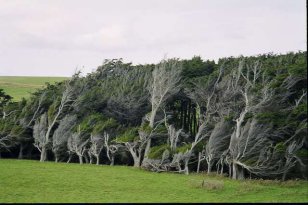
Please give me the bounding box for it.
[0,76,68,101]
[0,159,307,203]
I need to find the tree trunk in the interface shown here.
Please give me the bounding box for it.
[143,138,151,159]
[184,159,189,175]
[197,152,201,173]
[40,146,47,162]
[282,172,287,181]
[232,163,244,180]
[79,155,83,164]
[193,107,197,136]
[183,101,187,130]
[110,156,114,166]
[207,162,212,174]
[220,164,224,175]
[67,155,72,163]
[133,157,140,168]
[55,156,58,163]
[89,155,93,164]
[149,107,158,128]
[84,154,89,164]
[180,101,184,128]
[96,156,100,165]
[18,144,24,159]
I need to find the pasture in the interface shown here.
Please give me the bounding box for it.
[0,159,307,203]
[0,76,67,101]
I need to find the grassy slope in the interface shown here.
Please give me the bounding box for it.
[0,159,307,203]
[0,76,68,101]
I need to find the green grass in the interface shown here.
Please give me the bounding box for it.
[0,76,68,101]
[0,159,307,203]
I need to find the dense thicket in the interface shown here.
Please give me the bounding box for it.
[0,52,307,180]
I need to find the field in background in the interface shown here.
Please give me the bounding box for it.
[0,159,307,203]
[0,76,68,101]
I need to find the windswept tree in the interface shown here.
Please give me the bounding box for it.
[0,119,17,156]
[204,120,233,174]
[52,115,77,162]
[0,89,12,119]
[33,113,48,160]
[104,133,121,166]
[116,128,146,167]
[88,133,105,165]
[223,60,274,179]
[88,117,119,165]
[144,59,182,160]
[103,66,151,125]
[34,79,77,162]
[148,59,183,128]
[67,126,89,164]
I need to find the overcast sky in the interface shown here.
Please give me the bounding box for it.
[0,0,306,76]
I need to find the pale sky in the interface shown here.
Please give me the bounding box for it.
[0,0,306,76]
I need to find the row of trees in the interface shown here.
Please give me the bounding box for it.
[0,52,307,180]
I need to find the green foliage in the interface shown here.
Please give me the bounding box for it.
[175,143,192,153]
[92,118,119,135]
[148,144,170,159]
[194,141,206,153]
[115,127,139,143]
[139,122,152,134]
[291,103,307,119]
[270,73,289,88]
[77,113,106,133]
[224,115,234,122]
[244,112,254,121]
[256,112,287,127]
[0,119,15,134]
[47,102,58,122]
[296,149,308,158]
[182,56,215,79]
[274,142,287,154]
[287,62,307,77]
[0,89,12,108]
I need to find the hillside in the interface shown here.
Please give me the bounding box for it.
[0,159,307,203]
[0,76,68,101]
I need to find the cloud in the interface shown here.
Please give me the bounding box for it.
[0,0,306,76]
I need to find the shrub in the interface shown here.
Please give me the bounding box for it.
[200,179,224,190]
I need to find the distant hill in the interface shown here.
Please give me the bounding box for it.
[0,76,68,101]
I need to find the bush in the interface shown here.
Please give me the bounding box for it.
[198,179,224,190]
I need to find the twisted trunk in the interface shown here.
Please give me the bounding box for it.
[232,163,244,180]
